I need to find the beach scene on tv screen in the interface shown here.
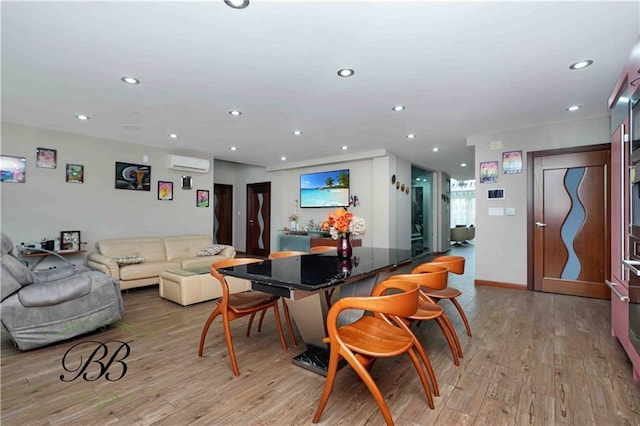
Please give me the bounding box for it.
[300,170,349,207]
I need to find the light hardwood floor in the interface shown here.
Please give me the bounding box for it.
[2,245,640,425]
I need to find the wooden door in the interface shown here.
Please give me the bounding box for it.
[246,182,271,257]
[213,184,233,245]
[532,148,610,299]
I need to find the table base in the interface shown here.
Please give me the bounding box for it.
[291,345,346,376]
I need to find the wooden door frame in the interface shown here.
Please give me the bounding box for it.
[213,183,233,246]
[245,181,271,257]
[527,143,610,291]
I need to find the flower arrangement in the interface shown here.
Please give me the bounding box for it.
[321,207,366,239]
[288,212,299,222]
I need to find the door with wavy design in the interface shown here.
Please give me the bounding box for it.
[246,182,271,257]
[533,148,610,298]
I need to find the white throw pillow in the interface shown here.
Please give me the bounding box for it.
[112,255,145,266]
[197,245,224,257]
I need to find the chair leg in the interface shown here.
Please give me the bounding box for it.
[271,305,288,351]
[343,350,395,425]
[312,346,341,423]
[221,311,240,377]
[281,298,297,347]
[198,305,221,357]
[450,298,472,337]
[407,348,435,409]
[246,312,257,337]
[434,316,459,366]
[440,312,463,359]
[257,309,267,332]
[410,335,439,397]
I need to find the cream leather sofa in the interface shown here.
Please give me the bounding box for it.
[86,235,235,290]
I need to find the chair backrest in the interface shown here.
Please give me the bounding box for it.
[428,255,465,275]
[211,258,262,304]
[327,279,419,335]
[310,246,335,253]
[450,227,467,242]
[268,251,309,259]
[389,266,449,291]
[466,227,475,240]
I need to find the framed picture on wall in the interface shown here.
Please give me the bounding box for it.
[196,189,209,207]
[479,161,499,183]
[66,164,84,183]
[115,162,151,191]
[502,150,523,174]
[158,181,173,200]
[36,147,57,168]
[0,155,26,183]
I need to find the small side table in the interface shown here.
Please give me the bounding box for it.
[17,246,86,270]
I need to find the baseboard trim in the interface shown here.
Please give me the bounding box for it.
[474,279,526,290]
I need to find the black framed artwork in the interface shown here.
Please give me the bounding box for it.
[158,181,173,200]
[36,147,57,168]
[115,162,151,191]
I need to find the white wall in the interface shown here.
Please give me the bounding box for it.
[216,153,414,253]
[467,116,610,287]
[1,123,215,253]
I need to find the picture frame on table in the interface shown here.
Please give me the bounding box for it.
[196,189,209,207]
[36,147,57,169]
[60,230,81,251]
[158,181,173,200]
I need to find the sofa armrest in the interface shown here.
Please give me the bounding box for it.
[18,275,92,307]
[86,253,120,279]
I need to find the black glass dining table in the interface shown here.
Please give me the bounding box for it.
[219,247,412,375]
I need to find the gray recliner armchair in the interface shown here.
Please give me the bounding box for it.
[1,232,124,350]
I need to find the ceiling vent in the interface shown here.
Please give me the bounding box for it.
[168,155,210,173]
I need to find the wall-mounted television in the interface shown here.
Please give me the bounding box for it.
[300,169,350,208]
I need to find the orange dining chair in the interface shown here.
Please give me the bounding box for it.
[387,266,464,367]
[198,258,288,377]
[313,279,434,426]
[414,255,472,337]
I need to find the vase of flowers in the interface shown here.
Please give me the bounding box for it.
[321,207,366,259]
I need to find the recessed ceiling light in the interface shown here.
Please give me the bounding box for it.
[281,156,287,161]
[229,146,237,151]
[407,134,416,139]
[224,0,249,9]
[292,130,302,135]
[337,68,355,77]
[432,147,439,152]
[415,177,421,181]
[567,105,581,112]
[169,133,178,139]
[229,110,242,116]
[569,60,593,70]
[121,76,140,85]
[392,105,405,112]
[461,163,467,167]
[76,114,90,120]
[341,145,348,150]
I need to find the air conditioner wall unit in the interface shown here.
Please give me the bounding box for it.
[168,155,210,173]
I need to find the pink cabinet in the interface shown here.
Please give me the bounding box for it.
[609,37,640,382]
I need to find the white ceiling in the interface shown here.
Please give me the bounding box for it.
[2,1,639,181]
